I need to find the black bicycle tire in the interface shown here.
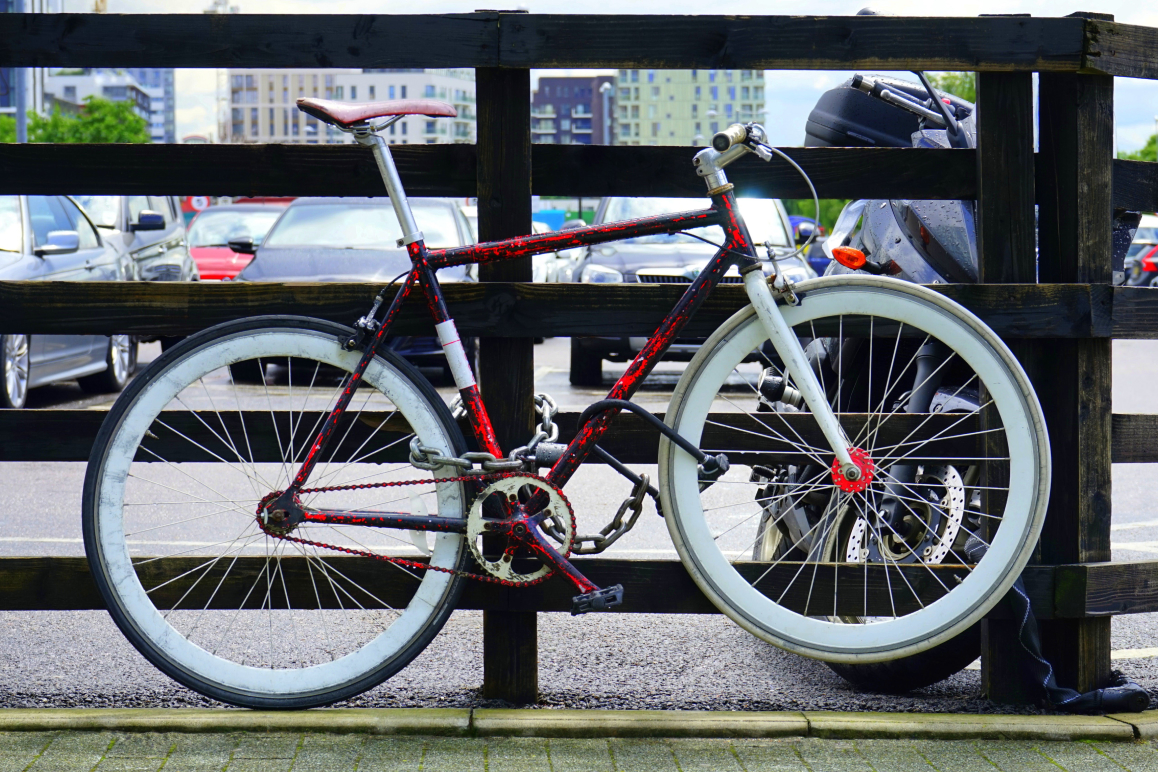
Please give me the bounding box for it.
[83,315,471,709]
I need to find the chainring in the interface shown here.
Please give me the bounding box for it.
[466,475,575,585]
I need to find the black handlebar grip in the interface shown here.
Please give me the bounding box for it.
[712,124,748,152]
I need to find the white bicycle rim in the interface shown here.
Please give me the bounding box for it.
[88,324,466,700]
[659,276,1049,663]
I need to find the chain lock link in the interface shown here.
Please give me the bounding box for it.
[409,393,560,474]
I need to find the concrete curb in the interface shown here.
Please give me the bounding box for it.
[0,708,471,736]
[804,711,1136,741]
[473,709,809,738]
[0,707,1148,741]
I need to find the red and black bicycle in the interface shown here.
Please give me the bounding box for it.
[83,97,1050,708]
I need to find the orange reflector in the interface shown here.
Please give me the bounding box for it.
[832,246,867,270]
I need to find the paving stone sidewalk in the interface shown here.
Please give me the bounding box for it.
[4,732,1158,771]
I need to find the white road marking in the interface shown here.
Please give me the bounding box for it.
[533,366,556,382]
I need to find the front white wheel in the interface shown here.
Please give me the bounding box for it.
[660,277,1049,663]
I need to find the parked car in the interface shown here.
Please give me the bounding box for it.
[233,197,475,380]
[0,195,137,408]
[73,195,198,282]
[186,202,289,281]
[1126,213,1158,287]
[567,195,815,385]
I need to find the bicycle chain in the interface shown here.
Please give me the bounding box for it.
[258,472,576,588]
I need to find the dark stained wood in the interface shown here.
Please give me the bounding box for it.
[1034,64,1115,696]
[0,13,1095,72]
[1111,286,1158,339]
[0,144,974,201]
[0,143,478,198]
[1057,561,1158,618]
[1111,159,1158,213]
[0,409,986,464]
[1081,19,1158,79]
[976,72,1036,284]
[1038,74,1115,285]
[0,281,1136,340]
[0,556,1059,619]
[6,142,1157,206]
[531,145,976,200]
[475,65,537,705]
[975,70,1038,703]
[1112,414,1158,464]
[0,12,500,68]
[498,14,1086,71]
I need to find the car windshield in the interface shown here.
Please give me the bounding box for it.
[600,197,791,247]
[73,195,120,228]
[263,202,460,250]
[188,208,284,248]
[0,196,19,252]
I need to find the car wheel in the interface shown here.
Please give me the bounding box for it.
[569,338,603,387]
[0,334,30,409]
[79,335,136,394]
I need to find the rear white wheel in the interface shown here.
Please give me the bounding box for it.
[83,316,467,708]
[660,277,1049,663]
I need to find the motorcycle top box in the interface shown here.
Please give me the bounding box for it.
[805,75,972,148]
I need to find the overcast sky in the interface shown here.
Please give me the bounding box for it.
[57,0,1158,152]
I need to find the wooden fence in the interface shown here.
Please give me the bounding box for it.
[3,10,1158,704]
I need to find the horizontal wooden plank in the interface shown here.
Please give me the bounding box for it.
[0,12,500,68]
[1082,19,1158,79]
[1,144,1149,209]
[0,409,980,464]
[0,144,975,201]
[0,282,1129,339]
[1112,286,1158,340]
[1111,159,1158,212]
[1055,560,1158,617]
[1112,414,1158,463]
[0,556,1058,618]
[0,14,1094,72]
[500,15,1087,71]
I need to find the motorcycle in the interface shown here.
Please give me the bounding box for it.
[753,68,1138,695]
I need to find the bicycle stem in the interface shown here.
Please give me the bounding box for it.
[742,269,857,477]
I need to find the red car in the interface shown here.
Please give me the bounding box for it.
[186,203,288,280]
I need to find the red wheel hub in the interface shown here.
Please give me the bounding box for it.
[831,447,875,493]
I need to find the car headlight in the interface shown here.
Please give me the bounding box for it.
[579,263,623,283]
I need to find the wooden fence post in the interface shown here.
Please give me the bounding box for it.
[974,70,1038,703]
[1034,53,1115,693]
[475,65,539,704]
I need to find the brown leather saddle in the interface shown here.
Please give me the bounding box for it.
[296,97,456,129]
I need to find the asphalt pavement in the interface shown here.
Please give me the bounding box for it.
[0,337,1155,711]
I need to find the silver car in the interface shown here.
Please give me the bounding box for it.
[0,195,137,408]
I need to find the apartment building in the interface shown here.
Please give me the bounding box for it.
[126,68,176,143]
[614,68,765,146]
[531,75,615,145]
[47,70,152,121]
[225,68,476,145]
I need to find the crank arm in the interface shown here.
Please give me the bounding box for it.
[301,509,468,533]
[742,269,856,476]
[522,524,600,594]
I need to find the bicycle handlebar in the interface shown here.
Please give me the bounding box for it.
[712,124,750,152]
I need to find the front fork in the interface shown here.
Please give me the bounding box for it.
[742,270,859,479]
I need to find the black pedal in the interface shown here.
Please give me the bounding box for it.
[571,584,624,615]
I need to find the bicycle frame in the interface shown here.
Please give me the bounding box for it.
[275,124,852,597]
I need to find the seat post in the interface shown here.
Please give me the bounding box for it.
[356,130,424,246]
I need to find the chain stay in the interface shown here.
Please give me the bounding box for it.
[262,471,568,587]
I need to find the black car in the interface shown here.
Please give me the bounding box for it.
[233,196,474,380]
[567,196,815,386]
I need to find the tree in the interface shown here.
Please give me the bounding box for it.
[926,72,976,103]
[1,97,150,143]
[1120,134,1157,162]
